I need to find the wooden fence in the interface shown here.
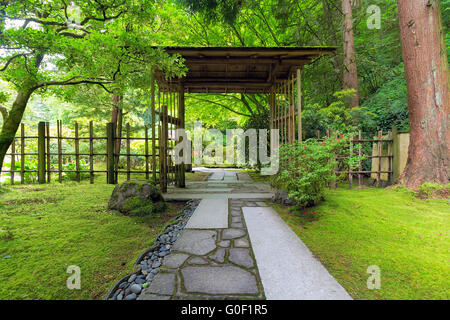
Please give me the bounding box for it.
[2,121,394,189]
[316,129,393,188]
[2,121,161,186]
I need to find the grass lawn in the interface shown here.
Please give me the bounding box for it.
[273,186,449,300]
[0,183,185,300]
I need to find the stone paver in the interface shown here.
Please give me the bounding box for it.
[162,253,189,269]
[234,238,250,248]
[229,248,254,268]
[185,198,228,229]
[181,266,258,295]
[188,257,209,265]
[144,273,176,296]
[222,228,246,239]
[209,248,226,263]
[218,240,230,247]
[172,230,217,255]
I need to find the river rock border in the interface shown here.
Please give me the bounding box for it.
[104,200,200,300]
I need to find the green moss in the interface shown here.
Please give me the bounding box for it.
[274,186,450,300]
[130,203,155,217]
[122,196,144,212]
[153,201,167,213]
[0,183,182,299]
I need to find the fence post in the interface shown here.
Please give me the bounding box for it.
[391,126,404,183]
[377,130,383,187]
[106,122,116,184]
[349,134,353,189]
[20,124,25,184]
[38,121,46,184]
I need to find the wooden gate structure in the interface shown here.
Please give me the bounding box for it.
[154,46,335,191]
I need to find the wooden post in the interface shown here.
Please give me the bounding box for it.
[145,125,149,180]
[297,68,302,142]
[159,93,164,191]
[126,123,131,181]
[387,131,392,184]
[10,135,15,185]
[377,130,382,187]
[57,120,63,183]
[358,130,362,187]
[37,121,46,184]
[20,124,25,184]
[151,79,157,183]
[349,134,353,189]
[46,122,51,183]
[391,126,401,183]
[178,84,185,188]
[162,102,168,191]
[89,121,94,184]
[75,122,80,182]
[270,86,274,130]
[106,122,115,184]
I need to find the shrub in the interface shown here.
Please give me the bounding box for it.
[271,135,363,208]
[62,159,90,181]
[3,157,38,183]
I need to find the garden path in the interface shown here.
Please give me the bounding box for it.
[140,169,351,300]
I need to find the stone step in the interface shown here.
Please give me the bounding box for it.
[163,193,274,200]
[243,207,352,300]
[185,198,229,229]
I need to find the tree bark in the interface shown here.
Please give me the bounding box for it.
[110,94,123,183]
[342,0,359,107]
[397,0,449,188]
[0,88,34,173]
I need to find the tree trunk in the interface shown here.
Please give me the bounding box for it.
[0,89,34,173]
[397,0,449,188]
[342,0,359,107]
[110,95,123,183]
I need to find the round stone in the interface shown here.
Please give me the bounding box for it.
[130,284,142,294]
[124,293,137,300]
[128,274,137,283]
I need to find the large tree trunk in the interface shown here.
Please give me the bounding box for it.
[342,0,359,107]
[398,0,449,188]
[0,89,34,173]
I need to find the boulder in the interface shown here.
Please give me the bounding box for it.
[108,181,166,216]
[272,189,296,206]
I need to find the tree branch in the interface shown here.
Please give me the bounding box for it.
[188,96,251,117]
[32,77,113,93]
[0,53,30,72]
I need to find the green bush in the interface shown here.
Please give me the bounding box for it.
[62,159,90,181]
[3,157,38,183]
[271,135,363,208]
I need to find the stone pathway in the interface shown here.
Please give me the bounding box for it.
[139,169,351,300]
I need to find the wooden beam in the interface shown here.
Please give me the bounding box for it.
[297,68,302,142]
[184,58,311,65]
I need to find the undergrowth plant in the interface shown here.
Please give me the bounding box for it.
[271,134,364,208]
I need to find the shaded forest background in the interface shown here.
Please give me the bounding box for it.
[0,0,449,137]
